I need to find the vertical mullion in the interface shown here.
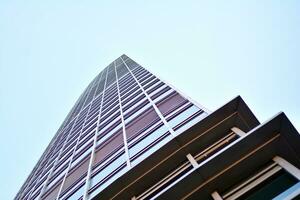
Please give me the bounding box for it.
[29,132,65,199]
[21,125,65,199]
[37,117,79,200]
[114,61,131,168]
[120,56,176,137]
[56,103,93,200]
[83,68,108,200]
[124,57,211,114]
[91,72,103,100]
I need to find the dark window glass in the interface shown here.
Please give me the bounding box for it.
[125,107,160,141]
[61,156,90,194]
[93,129,124,168]
[157,92,187,116]
[42,180,63,200]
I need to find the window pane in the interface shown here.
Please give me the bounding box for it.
[61,156,90,193]
[91,154,126,188]
[157,92,187,116]
[167,105,206,134]
[125,107,160,141]
[131,133,172,167]
[129,124,169,158]
[61,183,85,200]
[42,180,62,200]
[94,129,124,167]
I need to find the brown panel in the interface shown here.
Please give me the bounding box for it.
[61,156,90,193]
[94,129,124,167]
[157,92,187,116]
[42,180,62,200]
[125,107,159,140]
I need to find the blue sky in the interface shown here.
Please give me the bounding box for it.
[0,1,299,199]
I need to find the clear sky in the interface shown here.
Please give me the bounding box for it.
[0,1,300,199]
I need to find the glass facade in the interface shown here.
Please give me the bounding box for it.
[15,55,208,200]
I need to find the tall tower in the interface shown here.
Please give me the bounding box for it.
[15,55,208,200]
[16,55,300,200]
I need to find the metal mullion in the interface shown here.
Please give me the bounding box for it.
[114,61,131,168]
[81,82,95,110]
[29,128,69,198]
[83,68,108,200]
[28,136,64,199]
[55,100,94,200]
[120,56,176,137]
[123,57,210,114]
[37,118,80,200]
[26,132,65,199]
[92,72,103,101]
[20,128,64,199]
[20,145,52,199]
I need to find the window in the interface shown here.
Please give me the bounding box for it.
[116,63,130,79]
[150,85,172,101]
[125,107,160,141]
[42,179,62,200]
[76,140,94,156]
[47,168,66,190]
[140,75,155,86]
[72,146,92,167]
[143,78,159,90]
[122,94,147,113]
[99,110,120,131]
[129,123,171,163]
[82,116,98,134]
[90,153,127,192]
[156,92,188,116]
[121,89,143,105]
[125,58,139,70]
[167,105,206,134]
[94,129,124,167]
[61,182,85,200]
[98,119,122,142]
[146,81,164,95]
[101,101,119,117]
[123,99,150,121]
[101,105,120,122]
[60,156,90,195]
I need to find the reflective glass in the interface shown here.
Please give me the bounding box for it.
[89,167,127,199]
[168,105,201,129]
[91,154,126,188]
[61,183,85,200]
[175,112,207,134]
[72,149,91,167]
[131,134,173,167]
[97,123,122,145]
[129,125,168,157]
[124,103,152,125]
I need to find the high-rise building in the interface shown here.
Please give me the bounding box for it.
[16,55,300,200]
